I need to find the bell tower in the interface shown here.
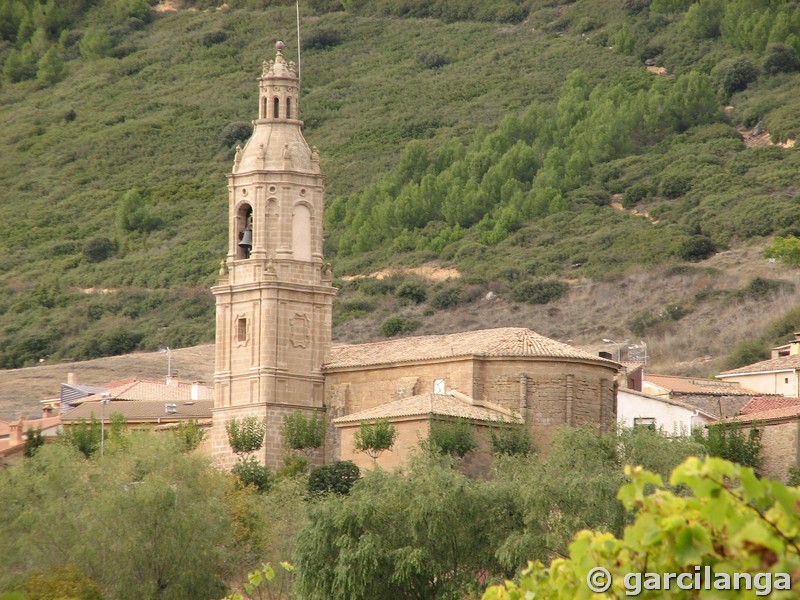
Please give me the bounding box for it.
[211,42,335,469]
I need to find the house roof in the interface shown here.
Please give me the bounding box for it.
[618,388,718,420]
[739,396,800,415]
[62,400,213,422]
[75,379,213,405]
[325,327,617,370]
[718,355,800,376]
[645,374,762,396]
[724,403,800,424]
[332,391,520,425]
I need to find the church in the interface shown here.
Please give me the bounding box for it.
[209,43,620,471]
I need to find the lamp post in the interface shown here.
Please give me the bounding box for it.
[159,347,172,382]
[100,393,110,456]
[602,338,629,362]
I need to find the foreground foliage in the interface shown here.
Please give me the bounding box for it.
[483,456,800,599]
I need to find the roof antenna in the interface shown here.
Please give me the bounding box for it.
[296,0,301,82]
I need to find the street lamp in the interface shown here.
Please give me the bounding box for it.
[159,347,172,381]
[602,338,629,362]
[100,392,111,456]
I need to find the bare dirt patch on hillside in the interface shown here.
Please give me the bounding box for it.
[342,264,460,282]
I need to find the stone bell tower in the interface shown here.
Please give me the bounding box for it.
[211,42,335,469]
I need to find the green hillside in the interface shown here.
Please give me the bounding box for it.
[2,0,800,369]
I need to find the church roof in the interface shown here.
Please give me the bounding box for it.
[325,327,616,370]
[332,391,519,425]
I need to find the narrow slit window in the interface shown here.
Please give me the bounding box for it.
[286,97,291,119]
[273,97,279,118]
[261,97,266,119]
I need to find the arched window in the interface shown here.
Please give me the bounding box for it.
[261,97,267,119]
[286,97,291,119]
[236,204,253,259]
[273,97,279,119]
[292,204,312,262]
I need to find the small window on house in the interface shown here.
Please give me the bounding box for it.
[236,318,247,342]
[633,417,656,430]
[786,377,790,384]
[434,379,445,394]
[286,97,291,119]
[273,97,279,118]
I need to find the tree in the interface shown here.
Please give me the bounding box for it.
[353,418,397,461]
[226,416,271,491]
[79,27,111,58]
[490,421,533,457]
[115,188,157,236]
[294,460,518,600]
[694,421,762,472]
[23,427,45,458]
[426,418,478,458]
[281,411,326,457]
[61,416,101,458]
[173,419,206,452]
[225,416,265,460]
[482,457,798,599]
[35,44,65,86]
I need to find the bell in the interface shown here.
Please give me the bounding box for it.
[238,227,253,249]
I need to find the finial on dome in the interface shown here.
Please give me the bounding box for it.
[276,40,285,51]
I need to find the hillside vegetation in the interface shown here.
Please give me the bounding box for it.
[2,0,800,372]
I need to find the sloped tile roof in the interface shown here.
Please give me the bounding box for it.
[62,400,213,422]
[718,355,800,376]
[739,396,800,415]
[326,327,616,370]
[332,392,519,425]
[78,379,214,404]
[724,403,800,424]
[646,374,762,396]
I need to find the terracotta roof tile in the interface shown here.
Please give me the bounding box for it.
[724,404,800,424]
[332,392,519,425]
[62,400,212,422]
[326,327,616,370]
[718,355,800,376]
[79,379,214,404]
[645,374,762,396]
[739,396,800,415]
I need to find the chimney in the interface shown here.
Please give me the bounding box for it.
[67,372,77,385]
[42,405,53,418]
[191,381,207,401]
[10,416,24,446]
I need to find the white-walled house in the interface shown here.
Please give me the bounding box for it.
[617,388,716,435]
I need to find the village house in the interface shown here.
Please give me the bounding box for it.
[719,396,800,482]
[209,43,621,470]
[716,334,800,398]
[616,387,716,435]
[643,373,766,418]
[0,414,62,466]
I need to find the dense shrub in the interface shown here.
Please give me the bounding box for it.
[725,339,768,370]
[674,235,715,261]
[417,52,449,69]
[713,58,759,98]
[380,316,418,337]
[622,182,653,207]
[490,422,533,457]
[429,284,464,310]
[218,121,253,148]
[395,279,427,304]
[762,43,800,76]
[83,236,115,263]
[301,27,341,51]
[694,422,762,473]
[308,460,360,496]
[510,279,568,305]
[658,172,692,198]
[231,457,272,492]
